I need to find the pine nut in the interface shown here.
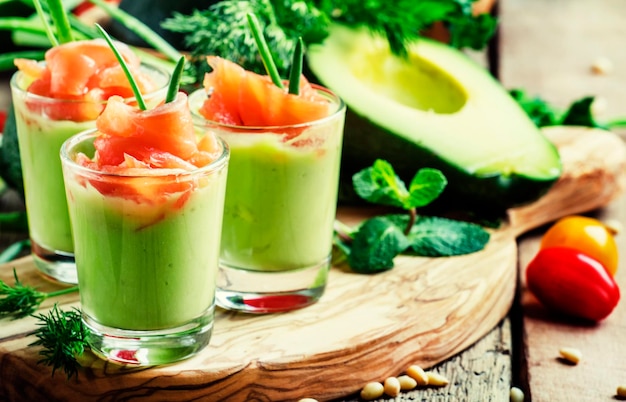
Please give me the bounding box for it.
[406,364,429,385]
[591,57,613,75]
[360,382,384,400]
[383,377,401,397]
[298,399,319,402]
[559,347,582,365]
[617,385,626,398]
[426,372,449,387]
[397,375,417,391]
[510,386,525,402]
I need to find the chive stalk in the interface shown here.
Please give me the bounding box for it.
[31,0,58,46]
[87,0,183,62]
[288,37,304,95]
[46,0,73,44]
[246,13,284,89]
[0,240,30,264]
[95,23,147,110]
[165,56,185,103]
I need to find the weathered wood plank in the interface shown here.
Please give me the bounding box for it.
[500,1,626,401]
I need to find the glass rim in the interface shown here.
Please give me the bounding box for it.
[188,83,347,131]
[60,129,230,179]
[10,61,171,106]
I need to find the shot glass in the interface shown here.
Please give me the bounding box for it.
[10,63,169,284]
[189,85,346,313]
[60,130,229,365]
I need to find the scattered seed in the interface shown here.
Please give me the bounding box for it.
[360,382,384,401]
[406,364,429,385]
[603,219,623,236]
[398,375,418,391]
[510,386,525,402]
[383,377,401,397]
[591,57,613,75]
[426,372,449,387]
[559,347,582,365]
[617,385,626,398]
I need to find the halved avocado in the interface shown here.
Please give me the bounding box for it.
[306,24,562,212]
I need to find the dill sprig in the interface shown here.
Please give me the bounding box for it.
[0,268,79,319]
[162,0,496,84]
[29,304,86,379]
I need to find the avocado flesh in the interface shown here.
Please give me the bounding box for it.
[306,25,562,211]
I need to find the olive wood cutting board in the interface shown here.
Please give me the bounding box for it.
[0,126,625,402]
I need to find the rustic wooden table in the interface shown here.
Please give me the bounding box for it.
[1,0,626,401]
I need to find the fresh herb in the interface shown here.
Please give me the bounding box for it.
[95,23,147,110]
[288,37,304,95]
[165,56,186,103]
[247,12,284,89]
[32,0,58,46]
[509,89,618,129]
[334,160,490,273]
[30,304,86,379]
[0,0,182,72]
[246,12,305,94]
[0,268,78,319]
[162,0,496,84]
[0,238,29,263]
[45,0,73,44]
[87,0,183,62]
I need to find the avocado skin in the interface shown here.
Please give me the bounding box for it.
[338,107,558,213]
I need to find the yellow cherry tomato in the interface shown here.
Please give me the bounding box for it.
[540,215,619,276]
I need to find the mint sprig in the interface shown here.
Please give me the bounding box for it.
[335,159,490,274]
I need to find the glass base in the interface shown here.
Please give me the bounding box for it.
[31,240,77,285]
[83,307,214,366]
[216,257,330,313]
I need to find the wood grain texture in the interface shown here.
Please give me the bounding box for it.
[499,2,626,400]
[0,128,624,402]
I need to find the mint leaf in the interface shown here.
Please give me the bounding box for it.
[402,215,490,256]
[407,168,447,209]
[348,216,410,274]
[352,159,409,209]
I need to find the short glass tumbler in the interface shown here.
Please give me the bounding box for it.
[189,85,346,313]
[61,130,229,365]
[10,63,169,284]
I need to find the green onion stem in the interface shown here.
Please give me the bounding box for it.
[95,23,147,110]
[0,18,47,35]
[87,0,183,62]
[288,37,303,95]
[0,239,30,264]
[165,56,185,103]
[46,0,74,44]
[32,0,58,46]
[0,50,46,71]
[246,13,284,89]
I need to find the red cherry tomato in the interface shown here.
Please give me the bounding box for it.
[541,215,618,276]
[526,246,620,321]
